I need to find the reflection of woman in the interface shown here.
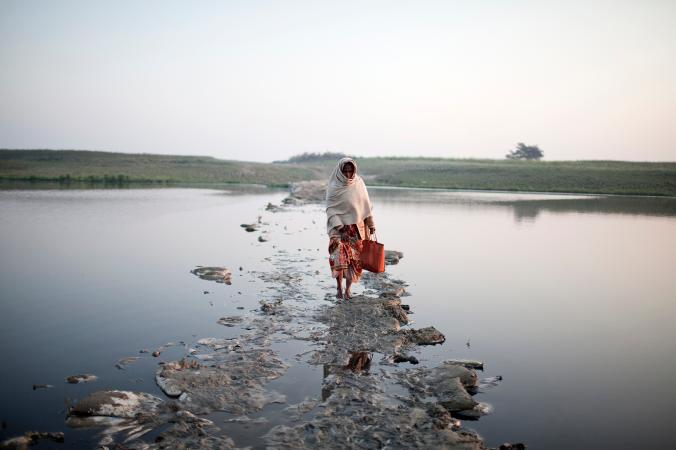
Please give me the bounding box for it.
[326,158,376,300]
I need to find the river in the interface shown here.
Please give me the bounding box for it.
[1,186,675,449]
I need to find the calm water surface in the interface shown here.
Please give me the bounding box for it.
[1,187,675,449]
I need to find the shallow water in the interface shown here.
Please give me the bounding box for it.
[1,187,675,449]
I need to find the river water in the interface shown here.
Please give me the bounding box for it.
[1,186,675,449]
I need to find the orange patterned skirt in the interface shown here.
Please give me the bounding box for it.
[328,224,363,282]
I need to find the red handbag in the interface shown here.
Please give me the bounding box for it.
[361,235,385,273]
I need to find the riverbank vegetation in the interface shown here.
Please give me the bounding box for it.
[2,149,675,196]
[0,149,322,186]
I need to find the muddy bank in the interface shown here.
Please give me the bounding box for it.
[1,184,519,449]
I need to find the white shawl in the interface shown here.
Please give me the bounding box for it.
[325,157,373,235]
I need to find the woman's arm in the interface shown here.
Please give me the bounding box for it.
[365,215,376,233]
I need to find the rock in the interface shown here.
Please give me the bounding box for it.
[65,415,128,429]
[384,250,404,265]
[65,374,97,384]
[499,444,527,450]
[152,350,161,357]
[0,431,64,449]
[383,298,409,324]
[455,402,493,420]
[173,410,213,426]
[435,377,476,412]
[148,418,237,449]
[191,266,232,285]
[265,371,487,450]
[155,349,287,415]
[195,338,232,350]
[446,359,484,370]
[69,390,162,418]
[258,235,268,242]
[32,384,53,390]
[265,202,282,212]
[397,361,478,413]
[115,357,141,370]
[282,181,327,205]
[403,326,446,345]
[311,295,410,365]
[202,290,209,294]
[217,316,244,327]
[434,361,479,388]
[241,223,259,232]
[393,354,419,365]
[260,298,282,315]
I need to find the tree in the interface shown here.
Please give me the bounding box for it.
[505,143,544,160]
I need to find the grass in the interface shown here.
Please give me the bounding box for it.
[285,157,676,197]
[2,149,676,196]
[0,149,322,186]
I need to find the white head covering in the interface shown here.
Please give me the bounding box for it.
[325,157,373,235]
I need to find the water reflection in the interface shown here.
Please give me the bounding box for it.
[369,187,676,222]
[321,352,373,400]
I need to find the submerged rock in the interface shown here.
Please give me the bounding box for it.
[393,354,419,365]
[402,326,446,345]
[265,372,488,450]
[260,298,283,315]
[282,398,319,421]
[115,356,141,370]
[217,316,244,327]
[499,443,527,450]
[155,349,287,415]
[0,431,64,449]
[311,294,409,365]
[65,374,97,384]
[397,361,480,413]
[69,390,162,419]
[191,266,232,285]
[446,359,484,371]
[148,418,237,450]
[385,249,404,265]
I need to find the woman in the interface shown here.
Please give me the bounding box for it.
[326,157,376,300]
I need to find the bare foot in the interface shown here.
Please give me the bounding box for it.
[344,289,352,300]
[336,288,343,299]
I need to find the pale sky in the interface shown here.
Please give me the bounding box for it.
[1,0,675,162]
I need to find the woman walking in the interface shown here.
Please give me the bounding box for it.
[326,157,376,300]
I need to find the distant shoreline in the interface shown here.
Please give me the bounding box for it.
[2,149,676,197]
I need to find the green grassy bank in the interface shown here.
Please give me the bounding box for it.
[2,149,676,196]
[357,157,676,196]
[0,149,322,187]
[284,156,676,197]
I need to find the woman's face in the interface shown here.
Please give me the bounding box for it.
[341,162,355,179]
